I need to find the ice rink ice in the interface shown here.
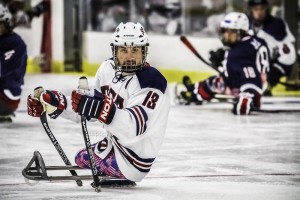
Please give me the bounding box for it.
[1,74,300,200]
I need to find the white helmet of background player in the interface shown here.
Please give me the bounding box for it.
[111,22,149,73]
[219,12,249,46]
[0,3,12,32]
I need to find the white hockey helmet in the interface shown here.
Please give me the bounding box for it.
[220,12,249,32]
[111,22,149,73]
[220,12,249,46]
[0,4,12,30]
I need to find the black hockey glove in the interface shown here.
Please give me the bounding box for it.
[209,48,225,71]
[71,90,116,124]
[27,1,49,19]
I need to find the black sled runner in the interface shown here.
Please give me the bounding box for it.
[22,151,136,188]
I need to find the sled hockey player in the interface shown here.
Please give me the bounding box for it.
[27,22,170,184]
[180,12,270,115]
[1,0,49,28]
[247,0,297,94]
[0,4,27,123]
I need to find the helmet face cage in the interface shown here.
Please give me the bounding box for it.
[220,28,248,47]
[112,44,148,73]
[111,22,149,73]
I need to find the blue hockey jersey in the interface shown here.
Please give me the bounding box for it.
[223,35,270,95]
[0,32,27,97]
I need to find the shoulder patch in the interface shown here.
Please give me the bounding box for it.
[136,67,167,93]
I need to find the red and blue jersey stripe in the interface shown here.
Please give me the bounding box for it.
[125,105,148,136]
[112,136,155,173]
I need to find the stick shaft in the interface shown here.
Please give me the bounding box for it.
[78,76,101,190]
[34,86,82,186]
[40,114,83,186]
[180,35,212,67]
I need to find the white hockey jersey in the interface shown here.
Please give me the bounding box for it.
[249,16,296,66]
[63,59,170,182]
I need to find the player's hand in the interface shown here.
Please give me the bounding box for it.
[27,90,66,119]
[27,95,44,117]
[232,92,254,115]
[71,90,116,124]
[76,88,105,100]
[71,89,104,113]
[209,48,225,70]
[40,90,67,119]
[28,1,49,18]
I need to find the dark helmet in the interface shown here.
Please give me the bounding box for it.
[248,0,269,7]
[0,3,13,31]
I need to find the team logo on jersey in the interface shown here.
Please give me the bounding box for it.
[4,50,15,60]
[250,39,261,50]
[100,86,124,108]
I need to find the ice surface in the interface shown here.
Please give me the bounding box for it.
[0,74,300,200]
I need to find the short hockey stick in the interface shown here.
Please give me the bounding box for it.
[33,87,83,186]
[180,35,212,67]
[78,77,101,192]
[179,35,300,90]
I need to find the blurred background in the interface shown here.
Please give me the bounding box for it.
[9,0,300,93]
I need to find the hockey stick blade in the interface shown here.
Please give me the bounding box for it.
[253,108,300,113]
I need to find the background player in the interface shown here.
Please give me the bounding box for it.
[247,0,297,95]
[180,12,270,115]
[0,4,27,123]
[27,22,170,184]
[0,0,49,28]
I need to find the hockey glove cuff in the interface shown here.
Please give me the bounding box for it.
[27,94,44,117]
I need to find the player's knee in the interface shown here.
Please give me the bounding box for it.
[198,76,225,101]
[74,149,87,167]
[0,91,20,115]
